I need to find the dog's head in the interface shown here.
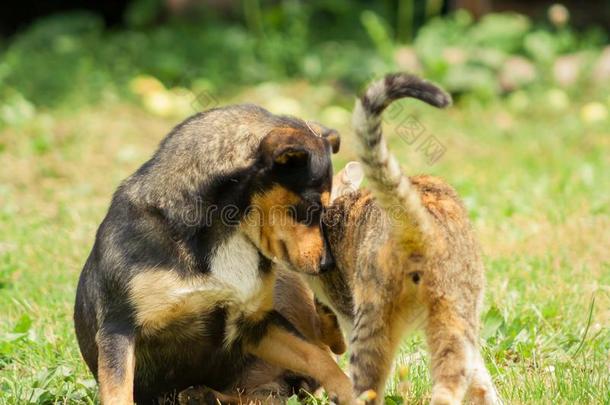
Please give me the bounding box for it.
[241,121,340,275]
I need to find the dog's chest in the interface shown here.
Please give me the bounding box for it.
[129,233,271,338]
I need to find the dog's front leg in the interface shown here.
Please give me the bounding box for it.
[96,321,136,405]
[246,323,355,405]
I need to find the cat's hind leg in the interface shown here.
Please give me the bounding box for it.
[466,350,501,405]
[425,303,475,405]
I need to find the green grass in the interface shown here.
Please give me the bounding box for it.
[0,81,609,404]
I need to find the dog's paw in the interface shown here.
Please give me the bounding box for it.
[178,386,217,405]
[282,372,320,397]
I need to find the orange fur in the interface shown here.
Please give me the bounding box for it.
[310,74,499,405]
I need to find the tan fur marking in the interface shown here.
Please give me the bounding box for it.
[129,271,215,334]
[274,150,307,164]
[98,341,135,404]
[315,302,347,354]
[242,185,325,274]
[129,263,275,338]
[321,191,330,206]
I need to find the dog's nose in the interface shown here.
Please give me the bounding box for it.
[319,248,335,273]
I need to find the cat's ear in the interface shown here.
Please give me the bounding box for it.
[323,128,340,154]
[331,161,363,201]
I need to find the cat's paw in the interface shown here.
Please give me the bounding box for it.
[430,386,461,405]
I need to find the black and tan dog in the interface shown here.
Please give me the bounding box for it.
[73,104,354,404]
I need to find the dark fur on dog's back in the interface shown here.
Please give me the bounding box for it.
[74,104,354,404]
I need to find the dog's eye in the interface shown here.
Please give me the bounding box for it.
[291,201,322,225]
[288,203,306,223]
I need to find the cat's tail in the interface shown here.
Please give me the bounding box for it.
[352,73,451,249]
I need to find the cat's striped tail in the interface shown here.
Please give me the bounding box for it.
[352,73,451,249]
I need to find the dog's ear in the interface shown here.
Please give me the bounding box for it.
[306,122,340,154]
[273,145,310,167]
[260,129,311,169]
[323,128,340,153]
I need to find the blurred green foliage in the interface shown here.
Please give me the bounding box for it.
[0,1,608,123]
[1,4,609,404]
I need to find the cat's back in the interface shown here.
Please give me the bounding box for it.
[410,175,469,226]
[410,175,485,317]
[409,174,480,253]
